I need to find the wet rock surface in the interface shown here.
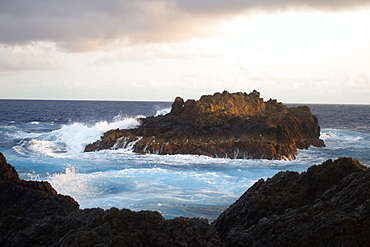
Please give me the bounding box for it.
[85,90,325,160]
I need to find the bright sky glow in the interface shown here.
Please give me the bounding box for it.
[1,1,370,104]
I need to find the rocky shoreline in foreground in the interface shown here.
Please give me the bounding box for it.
[1,152,370,246]
[85,91,325,160]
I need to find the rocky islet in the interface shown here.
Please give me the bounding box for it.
[85,90,325,160]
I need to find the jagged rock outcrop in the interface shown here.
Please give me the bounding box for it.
[212,157,370,246]
[85,90,324,160]
[0,153,222,247]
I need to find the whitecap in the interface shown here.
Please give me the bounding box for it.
[320,128,370,150]
[154,107,171,116]
[13,138,66,158]
[54,117,140,153]
[47,165,103,200]
[8,116,141,158]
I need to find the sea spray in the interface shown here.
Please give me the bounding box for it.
[155,107,171,116]
[12,117,141,157]
[48,165,103,200]
[56,117,141,153]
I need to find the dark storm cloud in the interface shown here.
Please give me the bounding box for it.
[0,0,369,51]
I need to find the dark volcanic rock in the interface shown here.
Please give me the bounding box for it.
[84,90,324,160]
[212,157,370,246]
[0,153,223,247]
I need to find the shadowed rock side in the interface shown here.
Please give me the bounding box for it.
[212,157,370,247]
[0,153,222,247]
[85,90,324,160]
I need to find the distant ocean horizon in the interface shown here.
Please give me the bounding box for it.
[0,99,369,221]
[2,97,370,105]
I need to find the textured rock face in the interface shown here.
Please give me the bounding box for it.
[212,157,370,247]
[85,90,324,160]
[0,153,222,247]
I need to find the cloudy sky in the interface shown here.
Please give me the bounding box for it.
[1,0,370,104]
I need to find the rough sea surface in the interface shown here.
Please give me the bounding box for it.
[0,100,369,221]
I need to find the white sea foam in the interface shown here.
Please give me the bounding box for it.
[64,165,251,214]
[58,117,140,153]
[11,117,141,157]
[13,138,65,157]
[22,170,41,180]
[28,139,65,157]
[6,130,42,140]
[12,144,28,156]
[47,165,103,200]
[93,117,140,132]
[154,107,171,116]
[320,128,370,149]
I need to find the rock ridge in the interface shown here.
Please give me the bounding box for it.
[85,90,325,160]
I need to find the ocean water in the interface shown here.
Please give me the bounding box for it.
[0,100,369,221]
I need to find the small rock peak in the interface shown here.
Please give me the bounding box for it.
[213,92,222,98]
[322,157,367,172]
[200,94,212,102]
[267,98,278,104]
[170,96,185,115]
[251,89,260,97]
[0,152,6,165]
[174,96,184,104]
[0,152,20,183]
[222,90,230,96]
[183,99,196,111]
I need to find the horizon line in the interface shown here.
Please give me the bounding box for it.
[0,97,369,105]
